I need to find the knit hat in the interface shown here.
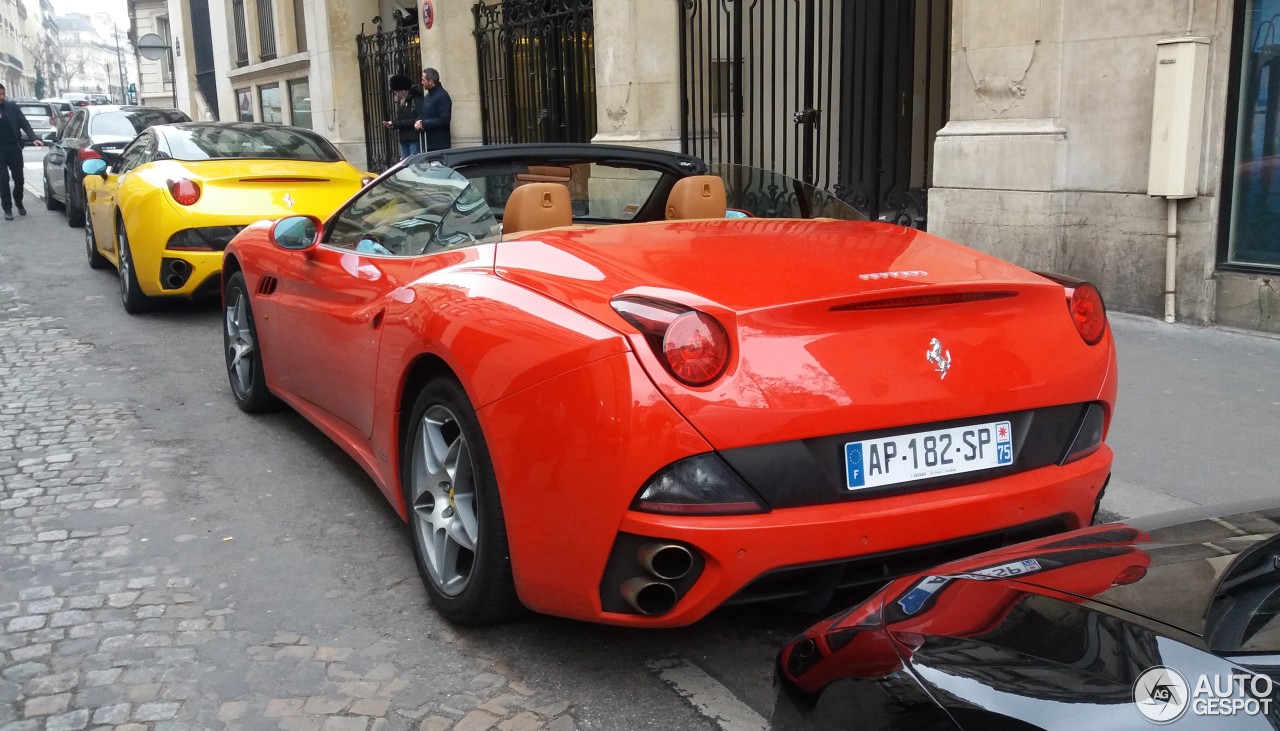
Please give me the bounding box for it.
[389,74,412,92]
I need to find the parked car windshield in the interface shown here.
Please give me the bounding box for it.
[19,104,51,120]
[164,124,343,162]
[328,162,500,256]
[90,109,191,137]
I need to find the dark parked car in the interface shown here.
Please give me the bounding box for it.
[42,105,190,227]
[774,500,1280,730]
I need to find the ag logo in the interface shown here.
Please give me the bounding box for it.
[1134,666,1189,723]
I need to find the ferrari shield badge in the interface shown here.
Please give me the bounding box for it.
[283,194,295,209]
[926,338,951,379]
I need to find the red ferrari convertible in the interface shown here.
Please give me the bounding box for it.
[221,144,1117,627]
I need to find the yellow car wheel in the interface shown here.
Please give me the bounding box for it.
[85,208,108,270]
[116,217,155,315]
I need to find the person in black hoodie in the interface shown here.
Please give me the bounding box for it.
[383,74,424,160]
[0,82,44,221]
[413,68,452,152]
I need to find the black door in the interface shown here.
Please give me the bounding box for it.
[679,0,950,228]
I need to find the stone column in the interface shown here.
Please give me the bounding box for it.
[419,0,483,148]
[309,0,378,164]
[590,0,683,151]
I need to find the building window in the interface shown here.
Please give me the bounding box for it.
[236,87,254,121]
[1226,0,1280,268]
[259,83,282,123]
[288,78,311,129]
[156,16,173,82]
[257,0,278,61]
[293,0,307,52]
[232,0,249,67]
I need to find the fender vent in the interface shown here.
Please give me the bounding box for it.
[257,276,278,296]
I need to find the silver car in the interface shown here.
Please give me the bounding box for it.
[15,102,55,143]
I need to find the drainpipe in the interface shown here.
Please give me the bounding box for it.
[1165,199,1177,323]
[1146,31,1209,324]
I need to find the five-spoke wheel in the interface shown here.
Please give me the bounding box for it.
[404,379,520,625]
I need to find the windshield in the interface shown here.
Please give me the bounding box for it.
[19,105,50,120]
[711,163,866,221]
[90,109,190,137]
[165,125,343,162]
[328,162,500,256]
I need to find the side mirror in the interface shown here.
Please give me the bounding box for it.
[81,158,108,178]
[270,215,321,251]
[41,131,58,143]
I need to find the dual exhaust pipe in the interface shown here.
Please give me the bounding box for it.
[164,259,191,290]
[620,542,694,616]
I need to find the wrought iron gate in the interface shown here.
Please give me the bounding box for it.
[679,0,950,228]
[356,23,422,172]
[473,0,597,145]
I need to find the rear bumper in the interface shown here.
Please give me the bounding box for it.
[136,250,223,298]
[484,350,1112,627]
[592,448,1109,627]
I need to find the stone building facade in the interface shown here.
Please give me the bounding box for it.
[157,0,1280,333]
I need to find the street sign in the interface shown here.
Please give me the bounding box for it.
[136,33,170,61]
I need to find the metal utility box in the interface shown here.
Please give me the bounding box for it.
[1147,37,1211,198]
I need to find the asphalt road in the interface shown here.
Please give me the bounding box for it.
[2,144,1279,730]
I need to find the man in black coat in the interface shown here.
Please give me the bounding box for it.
[413,68,452,152]
[0,82,45,221]
[382,74,424,159]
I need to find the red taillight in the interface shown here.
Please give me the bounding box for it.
[78,148,102,161]
[168,179,201,206]
[1068,283,1107,345]
[612,297,731,386]
[663,311,730,385]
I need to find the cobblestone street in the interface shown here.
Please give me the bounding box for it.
[0,281,593,731]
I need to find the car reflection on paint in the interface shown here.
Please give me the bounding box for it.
[773,501,1280,730]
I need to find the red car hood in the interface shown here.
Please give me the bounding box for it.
[495,219,1115,449]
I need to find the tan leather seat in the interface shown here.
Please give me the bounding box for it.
[503,182,572,235]
[665,175,727,220]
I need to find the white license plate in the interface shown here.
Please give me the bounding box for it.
[845,420,1013,490]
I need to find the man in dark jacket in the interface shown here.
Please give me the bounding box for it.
[382,74,423,159]
[0,82,44,221]
[413,68,452,152]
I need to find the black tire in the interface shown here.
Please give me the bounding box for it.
[223,272,280,413]
[404,378,522,625]
[44,176,62,211]
[85,206,108,269]
[116,218,155,314]
[66,174,84,228]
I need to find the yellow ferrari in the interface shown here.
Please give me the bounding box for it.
[81,122,370,313]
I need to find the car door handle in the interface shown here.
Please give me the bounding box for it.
[371,309,385,329]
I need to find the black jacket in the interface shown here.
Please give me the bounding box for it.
[0,100,38,147]
[416,84,452,152]
[388,88,423,143]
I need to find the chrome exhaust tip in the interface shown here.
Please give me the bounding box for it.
[637,542,694,581]
[620,577,678,616]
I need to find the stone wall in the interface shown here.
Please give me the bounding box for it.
[928,0,1274,330]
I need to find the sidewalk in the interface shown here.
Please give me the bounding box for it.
[1101,312,1280,519]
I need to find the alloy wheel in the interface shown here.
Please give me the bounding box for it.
[83,207,93,251]
[409,405,479,597]
[224,289,256,397]
[117,227,131,302]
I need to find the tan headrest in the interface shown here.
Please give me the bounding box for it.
[666,175,727,220]
[515,165,572,184]
[503,182,572,235]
